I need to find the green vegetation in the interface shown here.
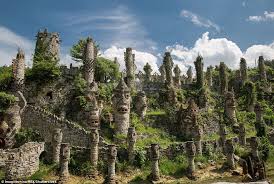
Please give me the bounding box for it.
[95,57,119,83]
[0,92,16,112]
[0,66,13,91]
[14,128,44,148]
[28,163,57,180]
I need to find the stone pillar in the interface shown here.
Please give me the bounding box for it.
[51,128,63,163]
[107,144,117,184]
[124,47,136,89]
[250,137,259,159]
[143,62,153,84]
[127,127,137,164]
[59,143,70,183]
[194,124,203,155]
[206,66,213,87]
[83,37,97,85]
[85,95,100,130]
[150,143,160,181]
[185,141,196,177]
[238,123,246,146]
[135,91,147,120]
[240,58,248,82]
[12,48,25,91]
[219,123,227,153]
[173,64,181,88]
[112,78,131,135]
[224,90,237,126]
[244,82,255,112]
[163,52,174,86]
[225,139,235,170]
[194,55,204,89]
[254,103,263,123]
[90,128,99,168]
[219,62,228,95]
[159,64,166,83]
[254,103,266,137]
[198,87,208,108]
[186,66,193,84]
[258,56,267,81]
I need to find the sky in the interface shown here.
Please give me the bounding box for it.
[0,0,274,74]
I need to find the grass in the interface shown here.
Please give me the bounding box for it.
[28,162,58,180]
[146,110,166,116]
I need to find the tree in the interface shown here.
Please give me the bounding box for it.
[95,57,119,83]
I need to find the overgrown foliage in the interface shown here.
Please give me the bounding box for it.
[0,92,16,112]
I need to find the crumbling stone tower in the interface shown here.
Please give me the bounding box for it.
[173,64,181,88]
[143,62,152,84]
[163,52,174,86]
[90,128,99,169]
[33,29,60,65]
[12,49,25,90]
[219,62,228,95]
[186,66,193,84]
[159,64,166,83]
[83,37,97,85]
[112,78,131,135]
[135,91,147,120]
[240,58,248,82]
[206,66,213,87]
[127,127,137,164]
[194,55,204,89]
[258,56,267,81]
[124,48,136,89]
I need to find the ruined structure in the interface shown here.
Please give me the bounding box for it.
[254,103,266,137]
[12,49,25,90]
[185,141,196,178]
[173,64,181,88]
[127,127,137,164]
[150,143,160,181]
[85,94,100,130]
[219,62,228,95]
[124,48,136,89]
[83,37,97,85]
[225,139,235,170]
[159,64,166,83]
[163,52,174,86]
[244,82,256,112]
[90,128,99,169]
[240,58,248,82]
[106,144,117,184]
[135,91,147,119]
[239,123,246,146]
[51,128,63,163]
[206,66,213,87]
[224,90,237,127]
[112,78,131,135]
[34,29,60,64]
[143,62,153,84]
[198,87,208,109]
[258,56,267,81]
[194,55,204,89]
[219,123,227,153]
[59,143,70,183]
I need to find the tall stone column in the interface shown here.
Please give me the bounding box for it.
[163,52,174,86]
[254,103,266,137]
[12,49,25,91]
[83,37,97,85]
[135,91,147,120]
[107,144,117,184]
[143,62,153,84]
[173,64,181,88]
[159,64,166,83]
[244,82,256,112]
[240,58,248,82]
[90,128,99,168]
[150,143,160,181]
[206,66,213,87]
[250,137,259,159]
[127,127,137,164]
[186,141,196,177]
[51,128,62,163]
[124,48,136,89]
[186,66,193,84]
[194,124,203,155]
[59,143,70,183]
[224,90,237,126]
[219,123,227,153]
[258,56,267,81]
[219,62,228,95]
[194,55,204,89]
[238,123,246,146]
[225,139,235,170]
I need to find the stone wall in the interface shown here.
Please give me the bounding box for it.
[0,142,44,179]
[22,105,91,148]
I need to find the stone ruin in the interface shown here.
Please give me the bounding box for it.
[135,91,147,120]
[163,52,174,86]
[124,47,136,90]
[173,64,181,88]
[83,37,97,86]
[150,143,160,181]
[12,49,25,91]
[106,144,117,184]
[224,90,238,130]
[194,55,204,89]
[219,62,228,95]
[127,127,137,164]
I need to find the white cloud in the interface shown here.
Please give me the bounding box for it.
[180,10,220,32]
[101,46,159,73]
[0,26,33,66]
[247,11,274,22]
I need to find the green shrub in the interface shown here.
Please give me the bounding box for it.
[0,66,13,91]
[14,128,44,148]
[0,92,16,112]
[159,155,188,176]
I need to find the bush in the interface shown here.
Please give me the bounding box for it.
[159,155,188,176]
[0,92,16,112]
[0,66,13,91]
[14,128,44,148]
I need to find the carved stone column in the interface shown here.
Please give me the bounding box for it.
[239,123,246,146]
[219,123,227,153]
[186,141,196,177]
[150,143,160,181]
[250,137,259,159]
[52,128,62,163]
[127,127,137,164]
[59,143,70,183]
[107,144,117,184]
[225,139,235,170]
[90,128,99,168]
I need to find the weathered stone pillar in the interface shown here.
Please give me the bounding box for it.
[135,91,147,120]
[124,47,136,89]
[194,124,203,155]
[250,137,259,159]
[143,62,153,84]
[150,143,160,181]
[90,128,99,168]
[186,141,196,177]
[112,78,131,135]
[159,64,166,83]
[194,55,204,89]
[163,52,174,86]
[107,144,117,184]
[127,127,137,164]
[85,94,100,130]
[244,81,256,112]
[186,66,193,84]
[198,87,208,108]
[219,123,227,153]
[173,64,181,88]
[206,66,213,87]
[83,37,97,85]
[238,123,246,146]
[254,103,266,137]
[12,49,25,91]
[224,90,237,126]
[240,58,248,82]
[219,62,228,95]
[258,56,267,81]
[59,143,70,183]
[225,139,236,170]
[52,128,62,163]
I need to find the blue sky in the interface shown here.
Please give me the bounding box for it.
[0,0,274,73]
